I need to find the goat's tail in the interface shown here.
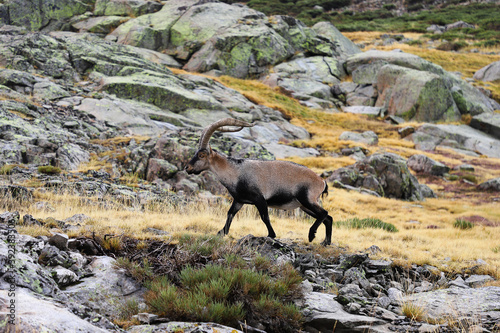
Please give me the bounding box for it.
[321,181,329,199]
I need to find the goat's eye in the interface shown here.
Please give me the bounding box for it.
[198,152,207,159]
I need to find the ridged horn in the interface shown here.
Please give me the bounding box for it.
[199,118,254,149]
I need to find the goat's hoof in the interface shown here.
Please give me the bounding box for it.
[308,232,316,242]
[268,233,276,239]
[320,240,331,247]
[217,230,226,237]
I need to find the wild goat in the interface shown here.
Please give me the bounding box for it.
[185,118,333,246]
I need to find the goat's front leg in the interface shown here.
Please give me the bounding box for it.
[254,198,277,239]
[218,200,243,237]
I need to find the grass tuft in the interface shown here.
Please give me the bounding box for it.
[334,217,399,232]
[37,165,62,175]
[453,219,475,230]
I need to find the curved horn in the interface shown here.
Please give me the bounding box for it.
[199,118,254,149]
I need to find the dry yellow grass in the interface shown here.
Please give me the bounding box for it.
[7,183,499,278]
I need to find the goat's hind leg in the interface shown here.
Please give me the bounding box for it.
[300,204,332,246]
[218,201,243,237]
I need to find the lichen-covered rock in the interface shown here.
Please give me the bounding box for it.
[470,112,500,140]
[72,15,130,34]
[375,64,460,122]
[0,288,110,333]
[339,131,378,146]
[2,0,93,31]
[94,0,162,17]
[410,124,500,158]
[473,60,500,82]
[311,21,361,58]
[403,286,500,323]
[346,50,498,121]
[329,153,424,201]
[407,154,450,176]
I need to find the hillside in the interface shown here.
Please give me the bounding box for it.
[0,0,499,332]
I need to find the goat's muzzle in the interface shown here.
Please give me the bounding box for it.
[184,164,194,174]
[184,164,201,175]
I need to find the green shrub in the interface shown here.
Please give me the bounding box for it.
[38,165,62,175]
[334,217,399,232]
[145,263,303,331]
[437,41,468,51]
[453,219,474,230]
[383,4,396,10]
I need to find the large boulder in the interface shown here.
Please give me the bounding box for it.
[0,288,109,333]
[94,0,163,17]
[328,153,426,201]
[346,50,498,121]
[109,0,342,78]
[301,292,385,332]
[269,56,345,102]
[473,60,500,82]
[478,178,500,192]
[403,286,500,323]
[407,154,450,176]
[311,21,361,58]
[0,0,93,31]
[470,112,500,140]
[410,124,500,158]
[375,64,460,122]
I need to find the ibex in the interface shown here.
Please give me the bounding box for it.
[185,118,333,246]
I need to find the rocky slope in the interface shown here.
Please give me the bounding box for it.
[0,0,499,332]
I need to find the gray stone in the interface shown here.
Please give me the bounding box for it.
[0,288,108,333]
[301,292,385,332]
[63,256,145,319]
[339,131,378,145]
[94,0,162,17]
[133,312,159,324]
[407,154,450,176]
[478,178,500,192]
[342,105,383,116]
[465,275,494,287]
[56,143,90,171]
[128,322,243,333]
[403,286,500,322]
[329,153,424,201]
[470,112,500,140]
[387,287,404,305]
[311,21,361,57]
[411,124,500,158]
[398,126,415,138]
[48,233,69,251]
[449,276,470,289]
[473,60,500,82]
[51,265,78,286]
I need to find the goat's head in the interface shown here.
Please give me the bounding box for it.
[185,118,254,175]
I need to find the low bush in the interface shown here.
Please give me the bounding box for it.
[145,263,303,332]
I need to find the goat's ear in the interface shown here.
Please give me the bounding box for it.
[208,145,213,154]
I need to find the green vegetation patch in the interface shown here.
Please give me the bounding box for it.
[334,217,399,232]
[145,263,303,332]
[236,1,499,46]
[453,218,474,230]
[38,165,62,175]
